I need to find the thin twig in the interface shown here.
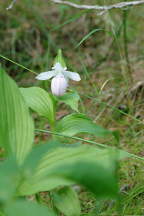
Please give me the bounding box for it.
[51,0,144,12]
[6,0,17,10]
[35,129,144,161]
[0,54,37,74]
[122,4,133,82]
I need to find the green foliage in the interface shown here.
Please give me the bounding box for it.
[0,60,131,215]
[0,67,34,164]
[57,91,80,112]
[20,87,55,125]
[0,158,19,202]
[60,161,118,199]
[55,113,112,137]
[52,186,81,216]
[0,0,144,214]
[19,144,93,195]
[4,200,56,216]
[19,145,120,197]
[22,140,61,173]
[76,28,103,48]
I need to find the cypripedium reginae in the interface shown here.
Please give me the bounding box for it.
[36,50,81,96]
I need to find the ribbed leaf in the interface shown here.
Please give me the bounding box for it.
[55,160,118,198]
[0,158,19,202]
[4,200,56,216]
[53,186,81,216]
[0,67,34,164]
[23,140,61,173]
[20,87,55,125]
[19,145,92,195]
[19,145,126,196]
[55,113,111,137]
[19,176,74,196]
[57,91,80,112]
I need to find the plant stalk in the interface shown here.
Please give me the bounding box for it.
[122,6,133,83]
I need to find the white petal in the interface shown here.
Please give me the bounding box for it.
[64,71,81,81]
[36,71,56,80]
[51,75,68,96]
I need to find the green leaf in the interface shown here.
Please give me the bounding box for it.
[19,145,121,196]
[23,140,61,173]
[4,200,56,216]
[0,158,19,202]
[75,28,103,48]
[20,87,55,125]
[0,67,34,164]
[56,161,118,199]
[57,91,80,112]
[53,186,81,216]
[55,113,111,137]
[19,176,74,196]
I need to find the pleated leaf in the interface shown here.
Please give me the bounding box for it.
[55,160,118,198]
[55,113,111,137]
[0,157,19,202]
[20,87,55,125]
[4,200,56,216]
[0,67,34,164]
[57,91,80,112]
[23,140,61,173]
[19,145,126,196]
[53,186,81,216]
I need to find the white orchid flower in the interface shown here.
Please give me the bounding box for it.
[36,62,81,96]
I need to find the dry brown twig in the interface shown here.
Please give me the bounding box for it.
[51,0,144,12]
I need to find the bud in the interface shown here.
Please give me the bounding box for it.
[54,49,66,68]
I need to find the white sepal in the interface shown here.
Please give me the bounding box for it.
[51,74,68,96]
[64,71,81,81]
[36,71,56,80]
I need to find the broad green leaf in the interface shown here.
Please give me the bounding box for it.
[19,176,74,196]
[0,212,4,216]
[55,113,111,137]
[57,91,80,112]
[54,161,118,198]
[4,200,56,216]
[20,87,55,125]
[0,158,19,202]
[23,140,61,173]
[0,67,34,164]
[19,145,125,196]
[53,186,81,216]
